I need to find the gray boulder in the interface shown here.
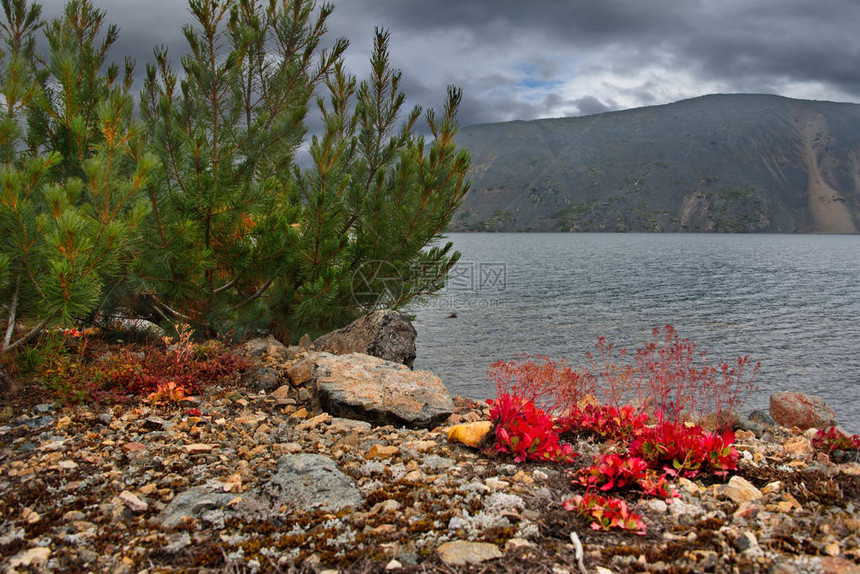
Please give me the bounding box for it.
[314,353,454,429]
[259,454,363,512]
[247,366,282,392]
[312,310,417,368]
[748,409,777,427]
[236,335,292,360]
[159,456,362,527]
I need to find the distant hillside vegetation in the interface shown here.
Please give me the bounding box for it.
[451,94,860,233]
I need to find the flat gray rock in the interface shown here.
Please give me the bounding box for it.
[157,486,243,529]
[259,454,363,512]
[314,353,454,429]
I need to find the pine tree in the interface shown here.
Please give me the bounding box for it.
[138,0,348,335]
[276,29,470,335]
[0,0,154,353]
[1,0,470,356]
[139,1,470,339]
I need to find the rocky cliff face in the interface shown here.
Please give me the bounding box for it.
[451,94,860,233]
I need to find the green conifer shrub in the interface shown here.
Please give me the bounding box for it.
[1,0,470,352]
[138,1,470,338]
[0,0,154,353]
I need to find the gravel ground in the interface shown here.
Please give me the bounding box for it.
[1,352,860,574]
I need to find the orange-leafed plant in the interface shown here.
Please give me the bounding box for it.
[147,381,189,405]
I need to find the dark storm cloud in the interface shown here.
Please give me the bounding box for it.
[37,0,190,81]
[31,0,860,129]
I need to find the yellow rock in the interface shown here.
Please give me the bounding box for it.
[512,470,535,485]
[447,421,494,448]
[782,436,814,457]
[366,444,400,459]
[761,481,782,495]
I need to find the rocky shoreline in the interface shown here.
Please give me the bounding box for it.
[1,336,860,574]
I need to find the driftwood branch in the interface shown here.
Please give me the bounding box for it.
[149,295,194,323]
[1,318,50,354]
[3,277,19,350]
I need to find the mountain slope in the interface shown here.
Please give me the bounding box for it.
[451,94,860,233]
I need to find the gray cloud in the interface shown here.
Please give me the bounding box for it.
[32,0,860,129]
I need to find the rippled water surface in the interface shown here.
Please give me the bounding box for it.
[409,233,860,432]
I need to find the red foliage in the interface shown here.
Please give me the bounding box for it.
[563,493,646,534]
[631,326,759,427]
[637,470,677,498]
[812,427,860,454]
[628,421,738,478]
[574,450,680,499]
[576,453,648,491]
[487,393,577,463]
[40,333,248,406]
[486,354,596,417]
[488,327,758,433]
[559,403,649,442]
[486,328,752,536]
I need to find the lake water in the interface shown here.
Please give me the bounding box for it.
[408,233,860,433]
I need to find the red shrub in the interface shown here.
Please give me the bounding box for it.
[563,493,646,534]
[40,329,248,406]
[580,326,759,429]
[576,453,648,491]
[487,354,596,416]
[812,427,860,454]
[559,403,649,442]
[487,393,577,463]
[637,470,677,498]
[629,421,738,478]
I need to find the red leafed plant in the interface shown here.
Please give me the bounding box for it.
[812,427,860,454]
[628,421,738,478]
[488,393,577,463]
[39,325,247,405]
[575,452,679,499]
[560,403,649,442]
[486,354,596,416]
[563,493,646,534]
[489,327,758,435]
[487,328,752,536]
[631,326,759,428]
[576,453,648,491]
[637,470,677,498]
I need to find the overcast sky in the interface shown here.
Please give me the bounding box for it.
[35,0,860,128]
